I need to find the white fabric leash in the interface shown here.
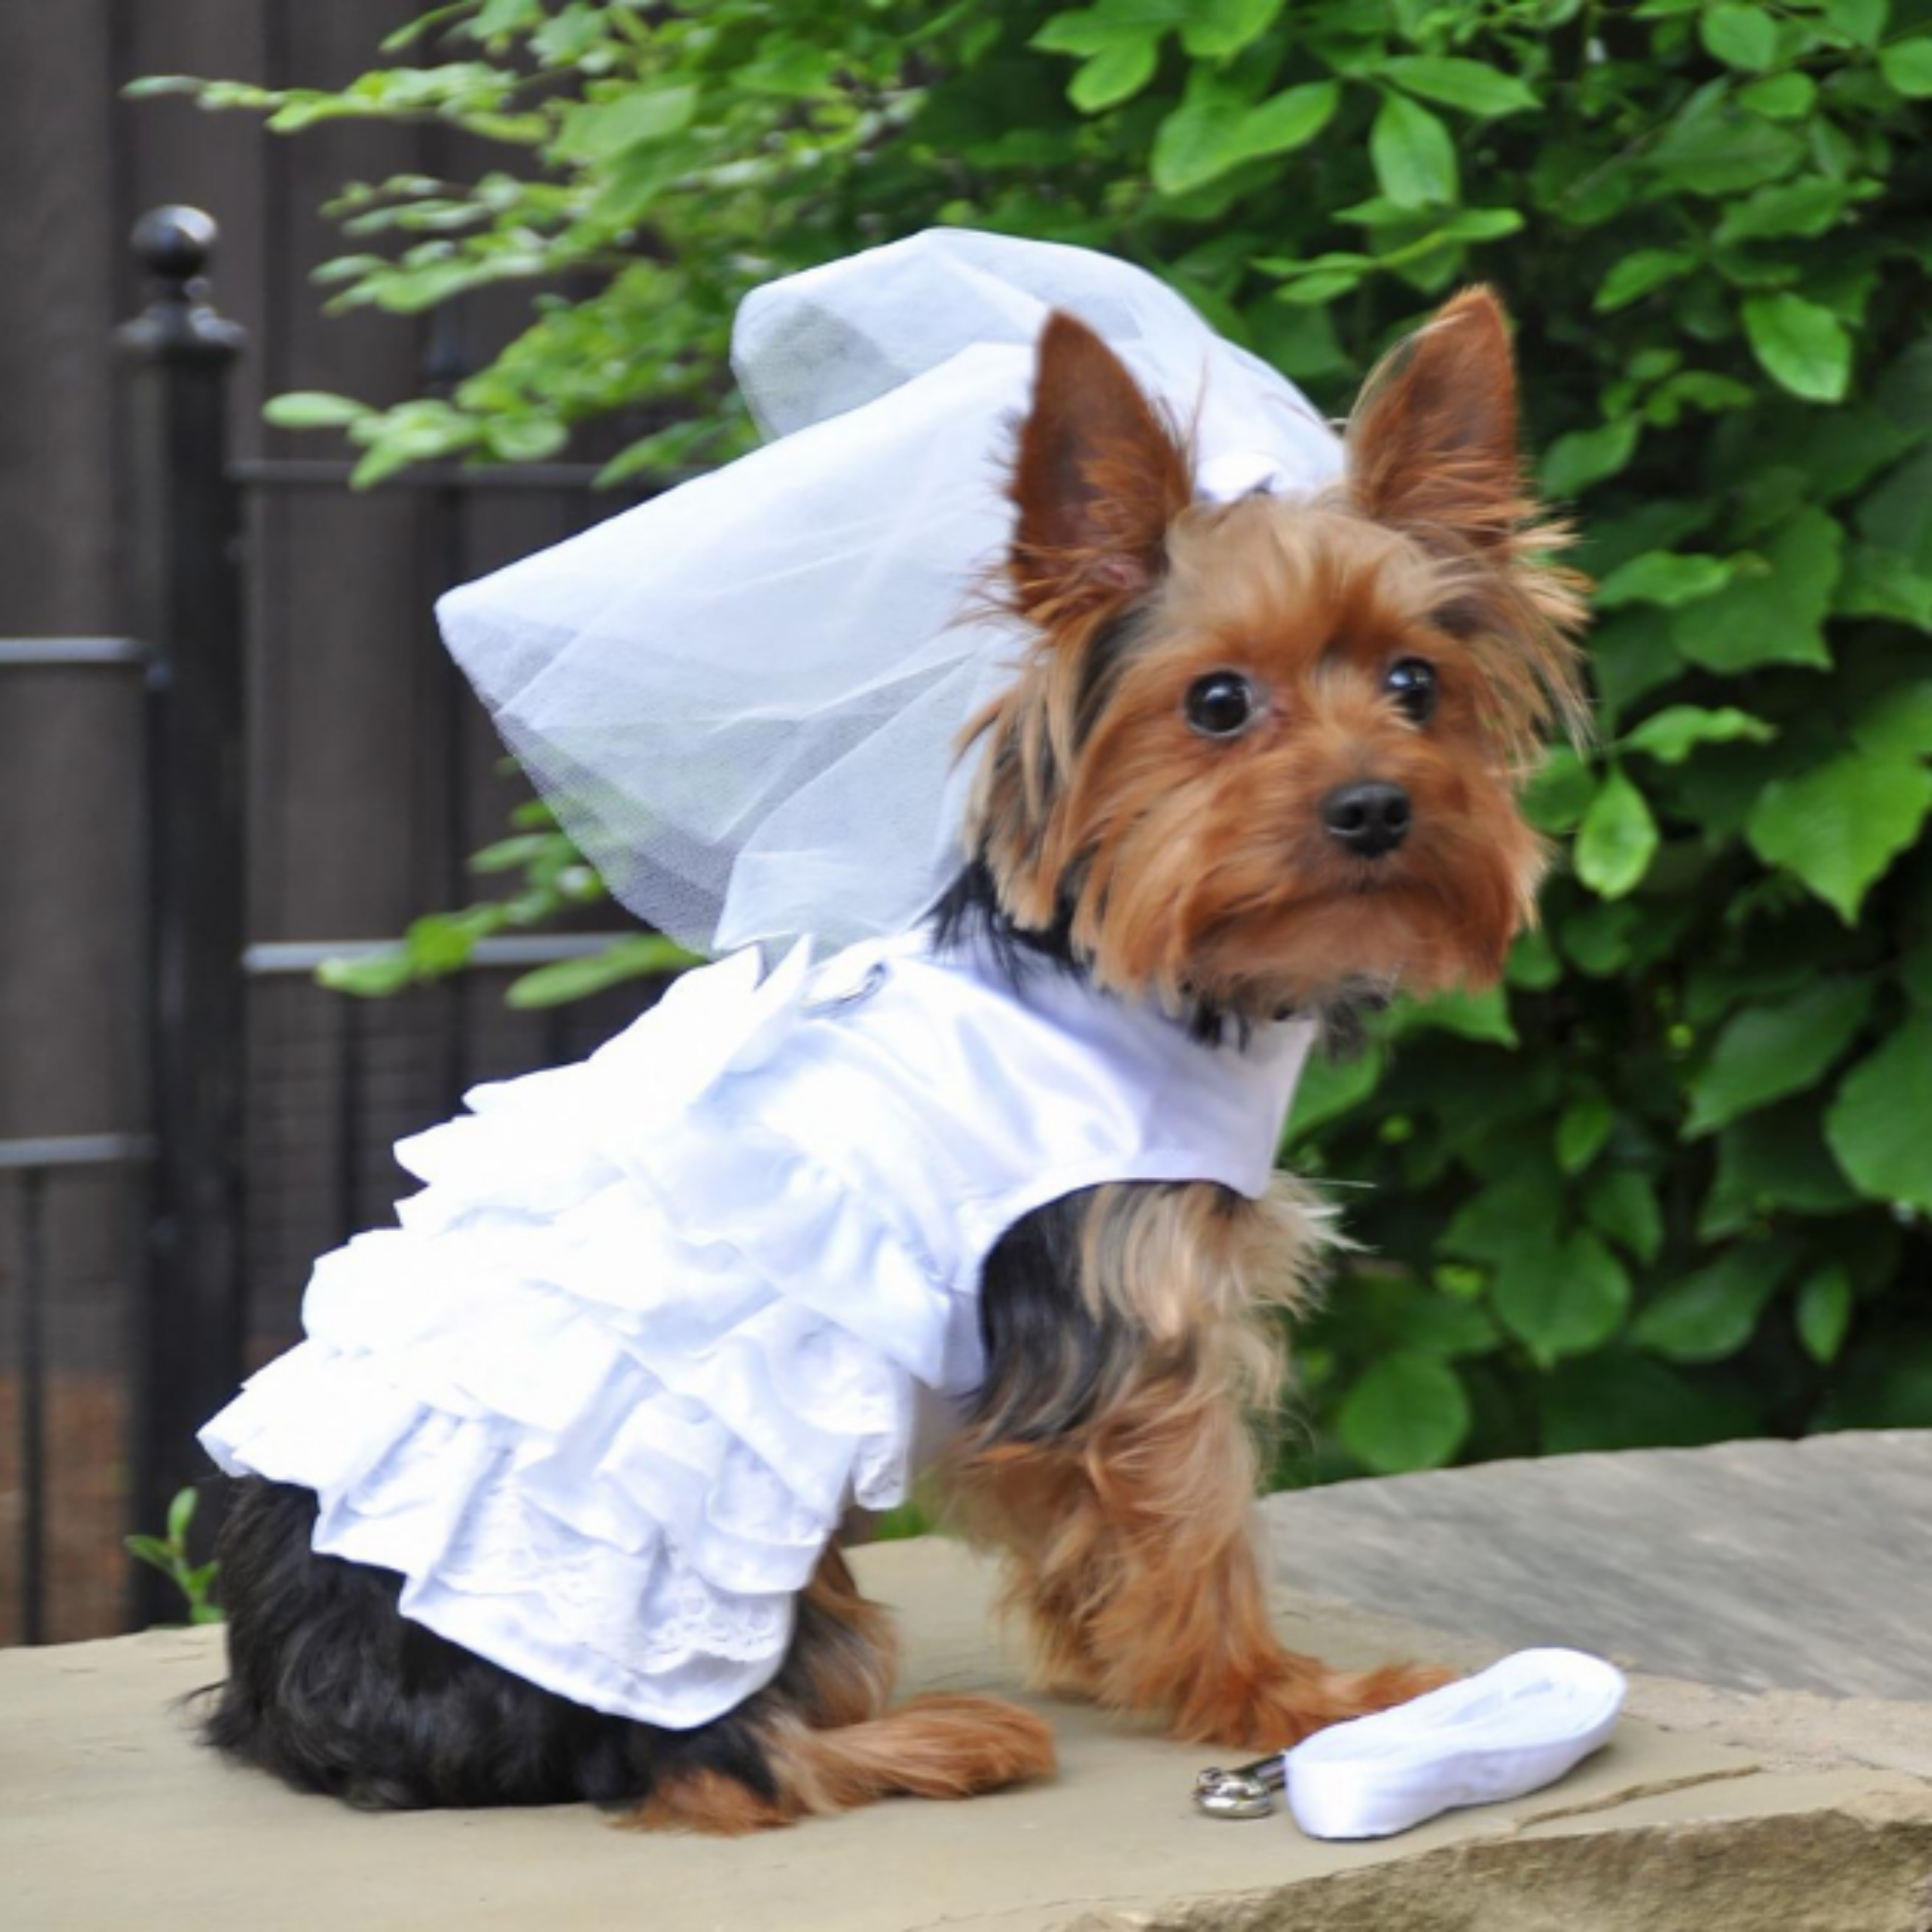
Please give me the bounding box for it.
[1195,1648,1628,1839]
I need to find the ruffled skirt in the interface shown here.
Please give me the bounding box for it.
[201,947,947,1729]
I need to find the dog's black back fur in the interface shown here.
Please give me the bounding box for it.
[206,1478,789,1809]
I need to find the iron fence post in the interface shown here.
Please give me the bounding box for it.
[118,207,247,1620]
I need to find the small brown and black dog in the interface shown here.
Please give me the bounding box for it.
[209,286,1586,1831]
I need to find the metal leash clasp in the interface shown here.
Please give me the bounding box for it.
[1193,1751,1287,1819]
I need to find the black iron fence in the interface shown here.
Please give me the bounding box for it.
[0,209,655,1641]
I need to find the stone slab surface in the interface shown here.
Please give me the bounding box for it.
[1263,1430,1932,1699]
[8,1532,1932,1932]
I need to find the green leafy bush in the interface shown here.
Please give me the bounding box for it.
[142,0,1932,1475]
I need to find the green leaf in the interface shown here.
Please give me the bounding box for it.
[1068,38,1158,112]
[1877,37,1932,97]
[1716,177,1870,245]
[1232,81,1342,163]
[552,86,697,162]
[505,935,698,1009]
[1543,420,1638,497]
[1836,544,1932,627]
[1556,1095,1615,1175]
[1575,767,1659,900]
[1852,680,1932,763]
[468,0,542,39]
[1561,901,1640,977]
[1590,614,1682,723]
[1825,1015,1932,1213]
[1378,56,1539,118]
[1151,81,1339,195]
[315,944,415,998]
[1649,97,1804,196]
[740,37,838,97]
[1747,751,1932,923]
[1622,706,1777,764]
[1743,293,1853,403]
[1400,983,1518,1047]
[1858,447,1932,574]
[1403,1297,1502,1359]
[1032,7,1141,56]
[1685,977,1876,1137]
[122,75,210,100]
[1370,94,1459,211]
[1700,1100,1861,1236]
[1337,1353,1471,1473]
[469,832,564,876]
[1795,1265,1853,1365]
[1632,1247,1785,1362]
[1823,0,1889,47]
[1736,73,1817,119]
[1594,551,1732,609]
[1274,269,1364,307]
[1523,746,1596,834]
[1444,1167,1564,1268]
[1700,3,1778,70]
[264,390,368,430]
[403,910,485,974]
[1583,1168,1664,1265]
[1493,1230,1631,1360]
[1284,1045,1385,1141]
[1178,0,1284,57]
[1671,509,1841,675]
[165,1487,197,1547]
[1505,925,1561,992]
[1594,248,1696,315]
[483,416,569,462]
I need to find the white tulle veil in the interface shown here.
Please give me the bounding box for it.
[436,228,1345,956]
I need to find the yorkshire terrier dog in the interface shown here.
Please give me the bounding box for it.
[206,284,1585,1831]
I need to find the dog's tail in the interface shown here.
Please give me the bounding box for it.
[629,1694,1058,1833]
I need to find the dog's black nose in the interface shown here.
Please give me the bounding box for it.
[1322,781,1412,859]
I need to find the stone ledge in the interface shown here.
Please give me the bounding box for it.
[9,1501,1932,1932]
[1258,1430,1932,1699]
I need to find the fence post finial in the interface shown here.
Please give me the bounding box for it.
[123,206,244,363]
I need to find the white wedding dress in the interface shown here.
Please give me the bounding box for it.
[202,931,1313,1729]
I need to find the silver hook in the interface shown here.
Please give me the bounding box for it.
[1193,1751,1285,1819]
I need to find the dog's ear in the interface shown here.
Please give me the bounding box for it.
[1346,287,1526,552]
[1008,310,1193,621]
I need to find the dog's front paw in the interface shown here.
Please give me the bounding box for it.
[1179,1656,1455,1754]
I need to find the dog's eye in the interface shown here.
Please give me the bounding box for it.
[1185,672,1257,739]
[1385,658,1438,725]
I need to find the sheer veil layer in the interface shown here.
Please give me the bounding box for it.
[437,229,1345,955]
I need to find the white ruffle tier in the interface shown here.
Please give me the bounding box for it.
[201,945,940,1729]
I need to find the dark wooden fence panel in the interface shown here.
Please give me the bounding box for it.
[0,0,653,1641]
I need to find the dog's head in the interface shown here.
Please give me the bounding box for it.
[961,290,1590,1024]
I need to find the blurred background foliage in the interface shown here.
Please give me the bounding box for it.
[139,0,1932,1480]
